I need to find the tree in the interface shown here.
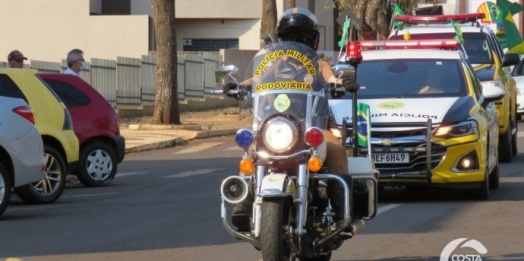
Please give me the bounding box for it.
[285,0,295,9]
[336,0,417,41]
[261,0,278,48]
[150,0,180,125]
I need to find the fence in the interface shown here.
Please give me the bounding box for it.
[0,52,224,109]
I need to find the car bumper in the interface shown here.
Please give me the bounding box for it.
[113,134,126,163]
[377,141,485,186]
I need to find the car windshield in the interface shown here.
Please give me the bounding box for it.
[335,58,468,99]
[390,32,494,64]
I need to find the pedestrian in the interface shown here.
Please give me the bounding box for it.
[64,48,85,76]
[7,50,27,68]
[64,48,84,185]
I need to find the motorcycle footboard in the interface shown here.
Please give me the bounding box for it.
[220,199,261,249]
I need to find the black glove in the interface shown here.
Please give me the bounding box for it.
[223,82,239,99]
[343,78,360,93]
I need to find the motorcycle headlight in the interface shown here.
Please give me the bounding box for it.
[434,121,478,138]
[263,118,297,152]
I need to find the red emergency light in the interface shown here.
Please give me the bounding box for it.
[361,39,460,50]
[393,13,485,25]
[345,41,363,65]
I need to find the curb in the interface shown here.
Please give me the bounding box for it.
[124,128,239,154]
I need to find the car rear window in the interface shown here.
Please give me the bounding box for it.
[42,79,92,109]
[335,59,468,99]
[0,74,28,103]
[389,32,494,64]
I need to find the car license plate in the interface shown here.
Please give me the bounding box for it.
[372,153,409,163]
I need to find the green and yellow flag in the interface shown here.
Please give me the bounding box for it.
[338,19,350,48]
[392,4,405,29]
[356,103,370,148]
[496,0,524,53]
[450,19,464,45]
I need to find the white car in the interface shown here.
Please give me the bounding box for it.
[0,96,45,217]
[330,39,504,199]
[511,54,524,120]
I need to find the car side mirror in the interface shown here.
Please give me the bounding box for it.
[502,52,520,67]
[482,85,505,107]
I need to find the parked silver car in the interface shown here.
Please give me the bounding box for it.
[0,96,45,217]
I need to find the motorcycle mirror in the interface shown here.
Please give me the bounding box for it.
[332,63,356,81]
[215,64,239,83]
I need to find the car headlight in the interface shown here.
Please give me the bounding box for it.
[517,88,524,96]
[481,80,501,88]
[263,118,297,152]
[434,121,478,138]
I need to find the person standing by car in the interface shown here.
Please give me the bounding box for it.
[64,48,85,76]
[7,50,27,68]
[63,48,85,185]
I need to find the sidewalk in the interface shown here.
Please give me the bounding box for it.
[121,110,247,154]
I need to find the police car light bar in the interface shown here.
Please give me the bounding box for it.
[361,39,460,50]
[393,13,485,24]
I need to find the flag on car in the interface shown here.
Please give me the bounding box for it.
[496,0,524,53]
[392,4,405,29]
[338,19,351,48]
[450,19,465,45]
[356,102,370,148]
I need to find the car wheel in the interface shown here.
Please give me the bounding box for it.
[15,145,66,204]
[0,162,12,217]
[77,142,117,187]
[464,168,489,200]
[489,161,500,190]
[499,120,513,163]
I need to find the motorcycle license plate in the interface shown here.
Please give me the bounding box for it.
[372,153,409,163]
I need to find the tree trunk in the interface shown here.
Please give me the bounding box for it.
[151,0,180,125]
[285,0,295,9]
[338,0,416,40]
[261,0,278,48]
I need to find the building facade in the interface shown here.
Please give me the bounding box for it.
[0,0,335,63]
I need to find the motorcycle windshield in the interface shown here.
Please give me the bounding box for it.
[244,41,330,154]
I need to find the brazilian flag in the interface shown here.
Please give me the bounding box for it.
[496,0,524,53]
[338,19,351,48]
[356,103,370,148]
[450,19,464,45]
[392,4,405,29]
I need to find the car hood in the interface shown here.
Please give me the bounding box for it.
[329,97,471,128]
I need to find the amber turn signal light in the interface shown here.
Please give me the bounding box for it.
[308,156,322,172]
[239,158,254,174]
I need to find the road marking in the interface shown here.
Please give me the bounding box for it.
[163,168,225,178]
[225,146,242,151]
[376,204,401,215]
[116,171,151,178]
[173,142,224,154]
[518,132,524,138]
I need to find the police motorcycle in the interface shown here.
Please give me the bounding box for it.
[216,41,378,261]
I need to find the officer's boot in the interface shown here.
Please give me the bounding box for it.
[328,174,357,238]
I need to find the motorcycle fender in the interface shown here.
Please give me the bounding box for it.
[259,173,295,198]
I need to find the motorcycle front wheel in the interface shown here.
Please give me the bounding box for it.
[261,197,288,261]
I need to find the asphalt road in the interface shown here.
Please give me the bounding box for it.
[2,123,524,261]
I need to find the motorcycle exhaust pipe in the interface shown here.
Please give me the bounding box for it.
[221,176,249,204]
